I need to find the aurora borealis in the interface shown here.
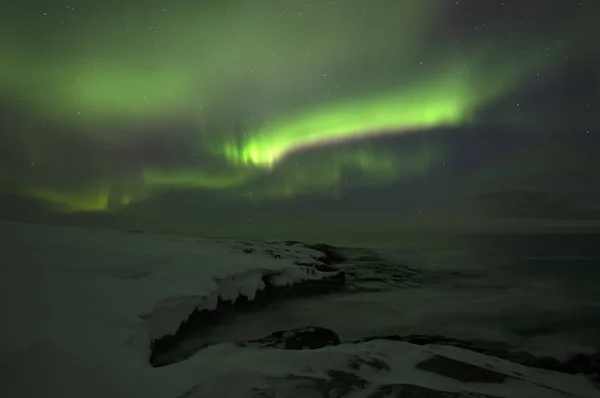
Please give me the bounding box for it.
[1,0,598,239]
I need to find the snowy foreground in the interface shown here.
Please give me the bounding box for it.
[0,222,598,397]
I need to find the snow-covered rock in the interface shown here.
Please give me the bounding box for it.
[173,339,600,398]
[0,222,339,397]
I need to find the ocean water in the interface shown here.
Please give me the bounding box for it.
[174,233,600,359]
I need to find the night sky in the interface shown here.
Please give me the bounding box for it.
[1,0,598,242]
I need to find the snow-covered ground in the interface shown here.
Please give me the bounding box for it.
[0,221,598,397]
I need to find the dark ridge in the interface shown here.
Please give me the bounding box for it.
[149,267,346,367]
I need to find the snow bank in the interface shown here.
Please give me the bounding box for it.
[0,341,127,397]
[0,222,330,397]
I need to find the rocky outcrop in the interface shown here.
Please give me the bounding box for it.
[176,326,599,397]
[150,267,345,367]
[355,334,600,382]
[241,327,600,383]
[240,326,341,350]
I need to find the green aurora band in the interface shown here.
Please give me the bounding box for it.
[215,52,550,168]
[0,0,589,212]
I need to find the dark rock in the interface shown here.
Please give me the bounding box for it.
[415,355,513,384]
[501,351,536,367]
[405,334,453,345]
[565,354,593,374]
[306,243,348,265]
[242,248,254,254]
[564,352,600,376]
[348,356,391,372]
[532,356,569,373]
[282,240,303,246]
[243,326,341,350]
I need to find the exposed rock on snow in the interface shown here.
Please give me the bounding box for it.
[240,326,341,350]
[196,326,600,396]
[355,334,600,383]
[415,355,514,384]
[175,338,600,398]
